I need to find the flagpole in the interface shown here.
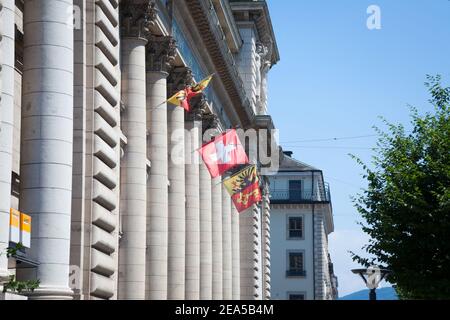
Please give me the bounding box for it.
[148,100,169,111]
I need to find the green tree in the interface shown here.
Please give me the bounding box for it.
[0,243,40,294]
[352,75,450,299]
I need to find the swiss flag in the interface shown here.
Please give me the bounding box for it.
[199,129,249,178]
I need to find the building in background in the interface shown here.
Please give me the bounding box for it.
[0,0,279,300]
[269,151,338,300]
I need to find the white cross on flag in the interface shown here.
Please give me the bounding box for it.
[198,129,249,178]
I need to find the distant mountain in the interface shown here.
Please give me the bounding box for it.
[339,287,398,300]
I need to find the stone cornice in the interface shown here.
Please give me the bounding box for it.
[253,114,275,130]
[230,0,280,66]
[184,0,255,128]
[146,35,177,73]
[120,0,158,39]
[211,0,243,53]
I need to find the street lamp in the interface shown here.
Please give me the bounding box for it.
[351,266,391,300]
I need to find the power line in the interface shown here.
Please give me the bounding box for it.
[281,134,378,144]
[324,176,363,189]
[282,145,375,150]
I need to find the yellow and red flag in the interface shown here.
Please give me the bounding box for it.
[167,74,214,112]
[167,87,199,112]
[223,165,262,213]
[192,74,214,92]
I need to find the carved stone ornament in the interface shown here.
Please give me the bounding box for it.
[146,36,177,73]
[186,94,209,122]
[120,0,158,39]
[167,66,195,96]
[202,113,220,134]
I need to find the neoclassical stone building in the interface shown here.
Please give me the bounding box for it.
[0,0,279,300]
[269,151,338,300]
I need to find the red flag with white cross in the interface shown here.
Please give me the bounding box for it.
[198,129,249,178]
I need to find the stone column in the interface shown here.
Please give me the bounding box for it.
[199,113,218,300]
[261,183,271,300]
[145,35,176,300]
[118,2,154,300]
[0,0,15,283]
[211,176,223,300]
[19,0,74,299]
[166,71,186,301]
[231,202,241,300]
[239,208,256,300]
[199,161,212,300]
[184,93,204,300]
[239,135,261,300]
[222,185,232,299]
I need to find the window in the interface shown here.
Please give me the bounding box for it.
[289,180,302,200]
[286,251,305,277]
[289,293,306,300]
[288,216,303,239]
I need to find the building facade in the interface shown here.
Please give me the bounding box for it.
[269,151,338,300]
[0,0,279,300]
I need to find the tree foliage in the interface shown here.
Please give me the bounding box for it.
[352,75,450,299]
[1,243,40,295]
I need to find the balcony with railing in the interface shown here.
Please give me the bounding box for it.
[286,269,307,278]
[270,182,331,204]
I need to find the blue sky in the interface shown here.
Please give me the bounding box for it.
[266,0,450,296]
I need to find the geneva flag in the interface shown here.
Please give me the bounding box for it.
[223,165,262,213]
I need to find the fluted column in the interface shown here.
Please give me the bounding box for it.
[0,0,15,283]
[231,202,241,300]
[222,186,232,299]
[211,176,223,299]
[145,36,176,300]
[118,2,154,299]
[19,0,74,299]
[184,99,203,300]
[199,161,212,299]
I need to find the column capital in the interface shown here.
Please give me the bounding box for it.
[120,0,157,40]
[167,66,206,122]
[167,66,195,96]
[146,36,177,73]
[256,40,273,72]
[202,113,220,134]
[186,94,209,122]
